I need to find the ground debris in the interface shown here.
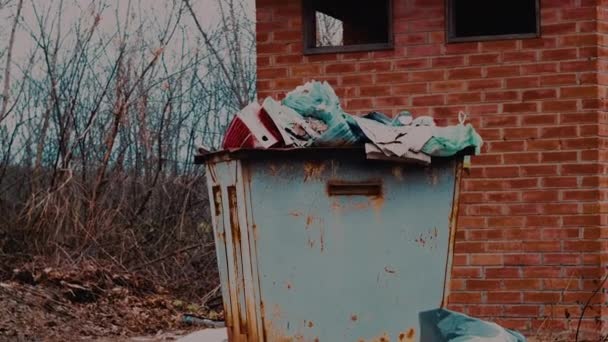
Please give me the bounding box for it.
[0,260,223,341]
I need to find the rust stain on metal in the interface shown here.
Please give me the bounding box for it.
[303,162,325,182]
[207,164,218,183]
[268,163,279,176]
[351,314,358,322]
[392,166,404,181]
[371,195,385,213]
[399,328,415,341]
[306,216,314,227]
[227,186,249,337]
[384,266,396,274]
[426,167,439,186]
[414,227,439,249]
[289,210,303,217]
[252,224,259,242]
[319,225,325,252]
[370,332,391,342]
[442,161,463,308]
[212,186,222,217]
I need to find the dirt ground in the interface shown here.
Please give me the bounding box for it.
[0,262,223,342]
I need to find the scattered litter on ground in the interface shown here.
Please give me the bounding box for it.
[420,308,526,342]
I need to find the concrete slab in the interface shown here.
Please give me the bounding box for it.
[176,328,227,342]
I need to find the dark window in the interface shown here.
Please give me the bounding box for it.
[446,0,540,43]
[303,0,393,55]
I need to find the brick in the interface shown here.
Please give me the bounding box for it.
[541,74,577,86]
[258,67,288,79]
[503,51,537,63]
[522,191,559,202]
[470,254,503,266]
[523,266,562,278]
[561,86,597,98]
[467,305,503,317]
[506,76,540,89]
[452,267,482,279]
[486,268,521,278]
[504,254,542,266]
[466,280,501,290]
[526,139,561,151]
[391,83,428,94]
[325,64,356,74]
[543,254,581,265]
[359,61,392,72]
[467,229,503,240]
[455,241,485,253]
[376,72,410,84]
[541,151,578,163]
[412,94,445,106]
[487,292,521,304]
[432,56,465,68]
[449,292,483,304]
[360,86,388,97]
[503,103,538,113]
[291,64,322,76]
[447,92,482,103]
[485,91,519,102]
[520,165,558,176]
[394,58,430,70]
[524,292,561,303]
[504,305,540,317]
[502,229,542,240]
[503,127,538,139]
[522,89,557,100]
[468,79,502,90]
[487,216,525,227]
[503,279,542,290]
[431,81,466,93]
[521,63,559,74]
[542,100,578,112]
[542,228,579,240]
[410,70,445,82]
[526,216,560,227]
[448,67,483,80]
[481,40,518,51]
[486,66,521,78]
[503,152,540,165]
[541,48,578,60]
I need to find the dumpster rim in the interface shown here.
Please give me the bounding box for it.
[194,146,476,165]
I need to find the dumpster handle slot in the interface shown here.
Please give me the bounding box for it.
[327,180,382,196]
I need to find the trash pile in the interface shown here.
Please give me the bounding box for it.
[222,81,483,164]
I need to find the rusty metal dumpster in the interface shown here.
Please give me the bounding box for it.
[197,147,467,342]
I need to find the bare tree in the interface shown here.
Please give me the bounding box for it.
[0,0,255,299]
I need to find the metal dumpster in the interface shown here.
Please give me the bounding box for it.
[197,147,466,342]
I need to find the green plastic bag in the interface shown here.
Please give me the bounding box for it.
[281,81,361,146]
[421,123,483,157]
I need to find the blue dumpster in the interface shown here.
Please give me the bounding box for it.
[198,147,468,342]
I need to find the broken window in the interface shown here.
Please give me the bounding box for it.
[446,0,540,43]
[303,0,393,54]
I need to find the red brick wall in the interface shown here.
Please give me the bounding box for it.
[256,0,604,338]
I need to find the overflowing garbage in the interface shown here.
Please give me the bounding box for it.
[222,81,483,164]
